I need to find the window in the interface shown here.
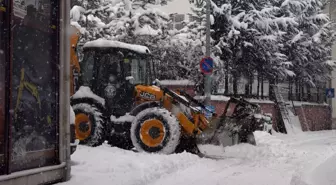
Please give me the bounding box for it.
[97,54,121,81]
[79,51,95,87]
[131,59,147,84]
[10,0,59,172]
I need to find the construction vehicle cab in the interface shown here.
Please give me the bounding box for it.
[78,40,154,117]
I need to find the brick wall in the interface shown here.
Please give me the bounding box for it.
[208,100,281,131]
[294,104,332,131]
[209,100,331,132]
[165,84,332,132]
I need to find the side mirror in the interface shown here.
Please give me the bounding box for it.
[126,76,134,84]
[152,79,161,86]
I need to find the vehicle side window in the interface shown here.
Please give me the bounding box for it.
[123,58,132,77]
[79,51,95,86]
[131,59,139,83]
[131,59,147,84]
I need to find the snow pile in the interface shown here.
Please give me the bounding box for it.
[71,86,105,106]
[60,130,336,185]
[62,145,204,185]
[307,154,336,185]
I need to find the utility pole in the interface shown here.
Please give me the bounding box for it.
[204,0,211,105]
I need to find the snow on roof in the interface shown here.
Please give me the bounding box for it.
[83,39,151,54]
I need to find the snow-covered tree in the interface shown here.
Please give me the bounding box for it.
[188,0,207,43]
[275,0,336,89]
[210,0,287,95]
[209,0,335,97]
[70,0,171,46]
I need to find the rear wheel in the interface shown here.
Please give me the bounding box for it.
[72,103,105,147]
[130,107,181,154]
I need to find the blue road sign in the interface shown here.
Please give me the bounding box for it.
[200,57,214,74]
[204,105,215,119]
[326,88,335,98]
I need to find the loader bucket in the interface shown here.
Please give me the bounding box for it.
[195,116,239,157]
[194,98,259,158]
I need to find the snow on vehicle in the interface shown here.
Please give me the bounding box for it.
[70,38,264,155]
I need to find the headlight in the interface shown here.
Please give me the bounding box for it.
[105,85,116,98]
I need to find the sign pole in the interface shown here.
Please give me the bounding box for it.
[204,0,211,105]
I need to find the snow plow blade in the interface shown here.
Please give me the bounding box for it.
[195,117,238,158]
[194,97,265,158]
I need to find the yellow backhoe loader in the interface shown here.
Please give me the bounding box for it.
[70,38,267,157]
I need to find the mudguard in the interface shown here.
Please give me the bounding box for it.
[129,101,160,116]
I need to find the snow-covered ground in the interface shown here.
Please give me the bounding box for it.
[59,130,336,185]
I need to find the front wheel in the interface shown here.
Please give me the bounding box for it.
[72,103,105,147]
[130,107,181,154]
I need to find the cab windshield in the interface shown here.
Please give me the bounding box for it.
[123,56,156,85]
[129,59,150,84]
[79,50,155,90]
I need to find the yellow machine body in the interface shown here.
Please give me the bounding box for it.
[134,85,210,136]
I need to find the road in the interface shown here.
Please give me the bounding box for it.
[59,130,336,185]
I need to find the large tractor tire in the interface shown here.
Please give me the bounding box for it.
[72,103,105,147]
[130,107,181,154]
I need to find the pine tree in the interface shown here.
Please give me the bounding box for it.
[270,0,336,100]
[209,0,335,97]
[210,0,288,95]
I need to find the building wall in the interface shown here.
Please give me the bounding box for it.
[168,13,186,30]
[295,105,332,131]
